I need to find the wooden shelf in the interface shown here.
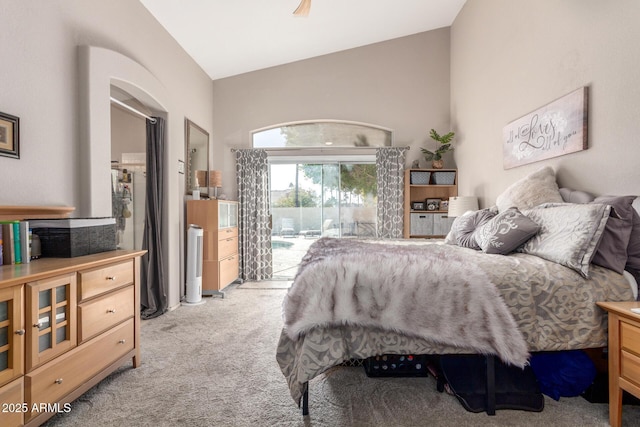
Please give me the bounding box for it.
[411,210,449,214]
[0,206,75,221]
[404,169,458,239]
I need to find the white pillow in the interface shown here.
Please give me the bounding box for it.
[520,203,611,278]
[496,166,563,212]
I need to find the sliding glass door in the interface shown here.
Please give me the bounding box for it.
[270,161,377,278]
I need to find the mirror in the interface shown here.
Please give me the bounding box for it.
[185,119,209,195]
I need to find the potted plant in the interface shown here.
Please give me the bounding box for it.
[421,129,455,169]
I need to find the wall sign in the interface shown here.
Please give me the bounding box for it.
[503,87,588,169]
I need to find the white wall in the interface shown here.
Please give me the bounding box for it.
[211,29,452,200]
[0,0,214,309]
[451,0,640,207]
[111,106,146,161]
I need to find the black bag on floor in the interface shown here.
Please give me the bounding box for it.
[437,354,544,414]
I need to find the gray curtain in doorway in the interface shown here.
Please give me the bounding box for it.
[140,117,167,319]
[376,147,408,239]
[235,149,273,281]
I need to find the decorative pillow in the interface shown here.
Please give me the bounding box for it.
[590,195,637,274]
[444,211,473,245]
[559,188,595,204]
[454,209,497,249]
[627,209,640,271]
[472,207,540,255]
[496,166,563,212]
[520,203,611,278]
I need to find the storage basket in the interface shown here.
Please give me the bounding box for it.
[30,218,116,258]
[364,354,429,377]
[410,171,431,185]
[432,171,456,185]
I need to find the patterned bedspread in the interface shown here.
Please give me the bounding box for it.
[276,239,633,405]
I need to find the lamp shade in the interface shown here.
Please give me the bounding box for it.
[208,170,222,188]
[448,196,479,217]
[195,170,222,188]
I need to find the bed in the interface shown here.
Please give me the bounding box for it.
[276,168,640,415]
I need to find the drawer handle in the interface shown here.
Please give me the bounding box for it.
[118,339,126,344]
[107,308,117,314]
[54,378,63,385]
[226,238,233,242]
[33,322,42,328]
[15,329,25,336]
[106,276,116,281]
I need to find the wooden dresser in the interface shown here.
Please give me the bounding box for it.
[597,301,640,427]
[186,200,239,296]
[0,250,145,427]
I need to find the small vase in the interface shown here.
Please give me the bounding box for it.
[431,159,444,169]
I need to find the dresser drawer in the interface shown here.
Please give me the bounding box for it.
[218,236,238,259]
[78,286,134,342]
[621,321,640,356]
[621,349,640,387]
[0,377,24,427]
[219,255,239,289]
[219,226,238,239]
[26,319,134,418]
[78,260,134,301]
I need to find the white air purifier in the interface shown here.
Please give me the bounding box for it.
[183,224,205,306]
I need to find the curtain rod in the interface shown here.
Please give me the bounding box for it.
[110,97,157,124]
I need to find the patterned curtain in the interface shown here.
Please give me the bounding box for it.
[235,149,273,281]
[376,147,408,239]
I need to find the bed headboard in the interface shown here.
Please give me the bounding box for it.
[559,188,640,215]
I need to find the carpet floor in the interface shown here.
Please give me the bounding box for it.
[42,284,640,426]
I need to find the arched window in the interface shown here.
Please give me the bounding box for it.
[252,120,392,149]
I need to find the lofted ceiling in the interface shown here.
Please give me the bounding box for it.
[139,0,467,80]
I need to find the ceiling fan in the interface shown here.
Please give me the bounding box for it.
[293,0,311,17]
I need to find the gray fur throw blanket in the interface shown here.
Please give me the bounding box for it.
[282,238,529,367]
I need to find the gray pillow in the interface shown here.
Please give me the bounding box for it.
[455,209,497,249]
[590,195,637,274]
[444,211,473,245]
[496,166,564,212]
[559,188,595,204]
[520,203,611,278]
[627,209,640,271]
[473,207,540,255]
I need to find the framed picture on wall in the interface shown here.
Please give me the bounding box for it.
[0,112,20,159]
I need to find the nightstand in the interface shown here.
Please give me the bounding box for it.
[597,301,640,427]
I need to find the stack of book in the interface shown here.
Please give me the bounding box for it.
[0,220,32,265]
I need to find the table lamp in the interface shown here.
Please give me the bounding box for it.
[208,170,222,199]
[447,196,479,217]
